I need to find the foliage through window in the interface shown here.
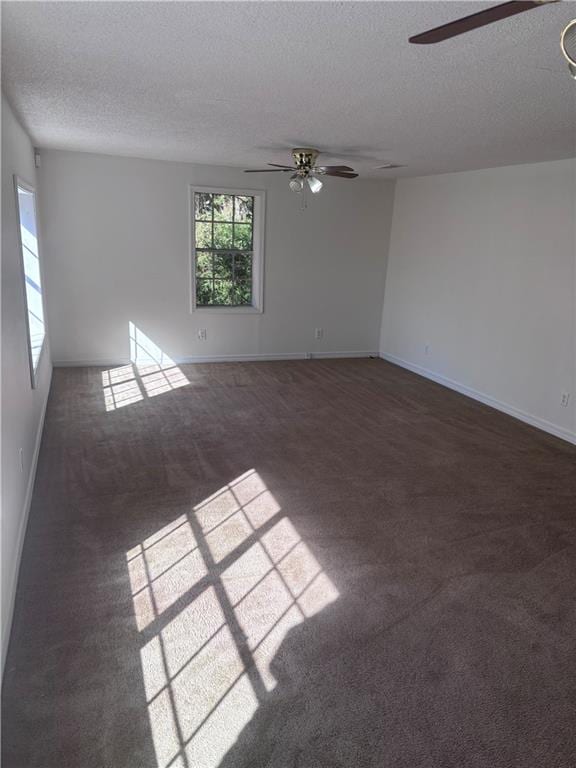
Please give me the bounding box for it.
[194,192,255,307]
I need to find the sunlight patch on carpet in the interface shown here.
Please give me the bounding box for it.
[127,470,339,768]
[102,323,189,411]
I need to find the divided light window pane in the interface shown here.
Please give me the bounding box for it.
[16,182,46,384]
[194,192,254,308]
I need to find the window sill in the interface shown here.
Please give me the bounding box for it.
[192,305,263,315]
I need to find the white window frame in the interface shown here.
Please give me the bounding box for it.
[189,186,265,314]
[13,175,47,389]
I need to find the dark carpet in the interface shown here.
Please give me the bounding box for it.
[3,358,576,768]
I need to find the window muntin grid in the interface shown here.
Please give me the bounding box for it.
[194,193,255,308]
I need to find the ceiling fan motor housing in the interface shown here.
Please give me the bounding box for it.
[292,148,319,175]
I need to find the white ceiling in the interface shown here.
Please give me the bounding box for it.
[2,1,575,177]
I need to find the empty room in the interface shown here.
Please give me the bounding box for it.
[2,1,576,766]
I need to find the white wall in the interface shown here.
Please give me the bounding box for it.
[380,159,576,444]
[1,95,52,670]
[38,149,395,364]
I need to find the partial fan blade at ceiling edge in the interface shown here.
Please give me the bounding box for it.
[408,1,546,45]
[243,168,293,173]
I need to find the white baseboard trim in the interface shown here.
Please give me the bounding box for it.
[380,353,576,447]
[309,351,377,360]
[53,358,132,368]
[2,365,52,675]
[178,353,308,364]
[54,350,378,367]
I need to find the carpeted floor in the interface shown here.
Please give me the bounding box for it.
[3,358,576,768]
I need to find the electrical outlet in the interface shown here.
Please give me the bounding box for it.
[561,392,571,408]
[314,328,324,340]
[19,448,24,473]
[198,328,207,341]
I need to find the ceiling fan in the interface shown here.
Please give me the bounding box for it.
[561,18,576,76]
[409,1,575,78]
[409,1,559,44]
[244,148,358,196]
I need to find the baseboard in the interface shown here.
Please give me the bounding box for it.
[53,350,378,367]
[380,353,576,447]
[178,353,306,364]
[53,358,133,367]
[2,365,52,675]
[308,351,377,360]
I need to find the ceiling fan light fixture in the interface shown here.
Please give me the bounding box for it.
[561,19,576,79]
[289,177,304,193]
[307,175,323,194]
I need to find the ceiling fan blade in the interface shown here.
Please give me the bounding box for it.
[243,168,292,173]
[314,165,355,173]
[409,1,549,45]
[267,163,295,169]
[323,170,359,178]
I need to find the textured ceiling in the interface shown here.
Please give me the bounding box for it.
[2,1,575,177]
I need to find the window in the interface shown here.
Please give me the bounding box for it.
[14,177,46,387]
[191,187,265,312]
